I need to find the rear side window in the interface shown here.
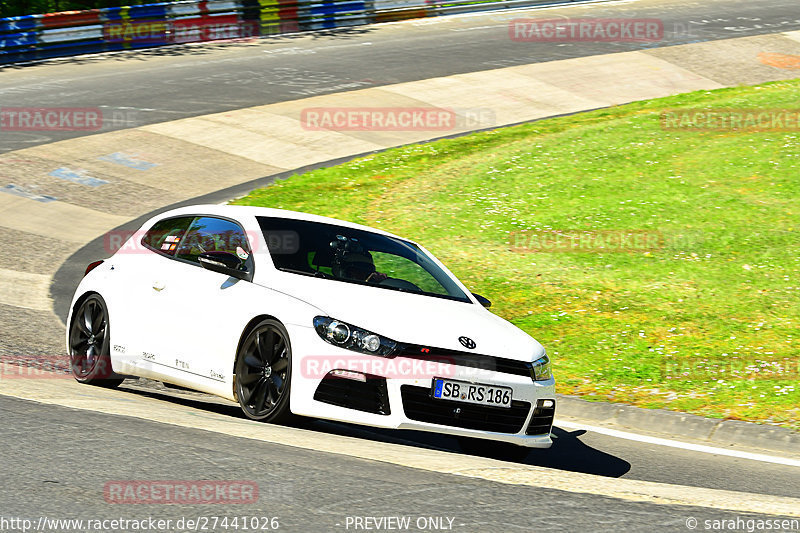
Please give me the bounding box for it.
[175,216,252,266]
[141,217,194,256]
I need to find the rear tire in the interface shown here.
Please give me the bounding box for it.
[235,319,293,423]
[68,294,123,388]
[458,437,531,462]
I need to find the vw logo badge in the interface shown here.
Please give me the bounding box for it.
[458,336,476,349]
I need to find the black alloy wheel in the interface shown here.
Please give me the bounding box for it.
[235,319,292,422]
[69,294,123,387]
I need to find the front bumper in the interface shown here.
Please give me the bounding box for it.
[287,324,556,448]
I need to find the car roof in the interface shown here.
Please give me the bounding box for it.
[154,204,411,243]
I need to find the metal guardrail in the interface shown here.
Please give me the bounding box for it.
[0,0,593,65]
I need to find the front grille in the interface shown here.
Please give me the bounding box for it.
[400,385,530,433]
[314,372,390,415]
[397,344,532,378]
[526,399,556,435]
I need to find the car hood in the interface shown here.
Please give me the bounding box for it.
[267,274,545,362]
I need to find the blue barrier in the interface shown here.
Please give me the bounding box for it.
[0,16,41,33]
[309,1,366,29]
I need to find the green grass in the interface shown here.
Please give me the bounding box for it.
[233,80,800,430]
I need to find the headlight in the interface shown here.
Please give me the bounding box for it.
[313,316,398,357]
[530,354,553,381]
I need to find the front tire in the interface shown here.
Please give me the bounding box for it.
[68,294,123,387]
[235,319,292,423]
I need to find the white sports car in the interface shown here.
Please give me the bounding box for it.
[67,205,555,456]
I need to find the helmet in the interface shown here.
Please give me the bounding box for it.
[330,235,375,280]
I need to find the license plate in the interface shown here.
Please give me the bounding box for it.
[431,378,512,408]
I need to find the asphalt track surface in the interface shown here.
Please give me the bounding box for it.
[114,381,800,501]
[3,395,791,533]
[1,394,798,533]
[1,0,800,530]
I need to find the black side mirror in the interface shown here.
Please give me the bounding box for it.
[198,252,252,282]
[472,293,491,308]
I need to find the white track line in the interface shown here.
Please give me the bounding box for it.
[557,419,800,468]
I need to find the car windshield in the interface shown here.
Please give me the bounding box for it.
[257,216,470,303]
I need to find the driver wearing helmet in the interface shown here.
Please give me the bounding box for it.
[340,251,387,283]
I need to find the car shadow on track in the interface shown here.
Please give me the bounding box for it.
[303,421,632,478]
[119,379,631,478]
[532,427,632,477]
